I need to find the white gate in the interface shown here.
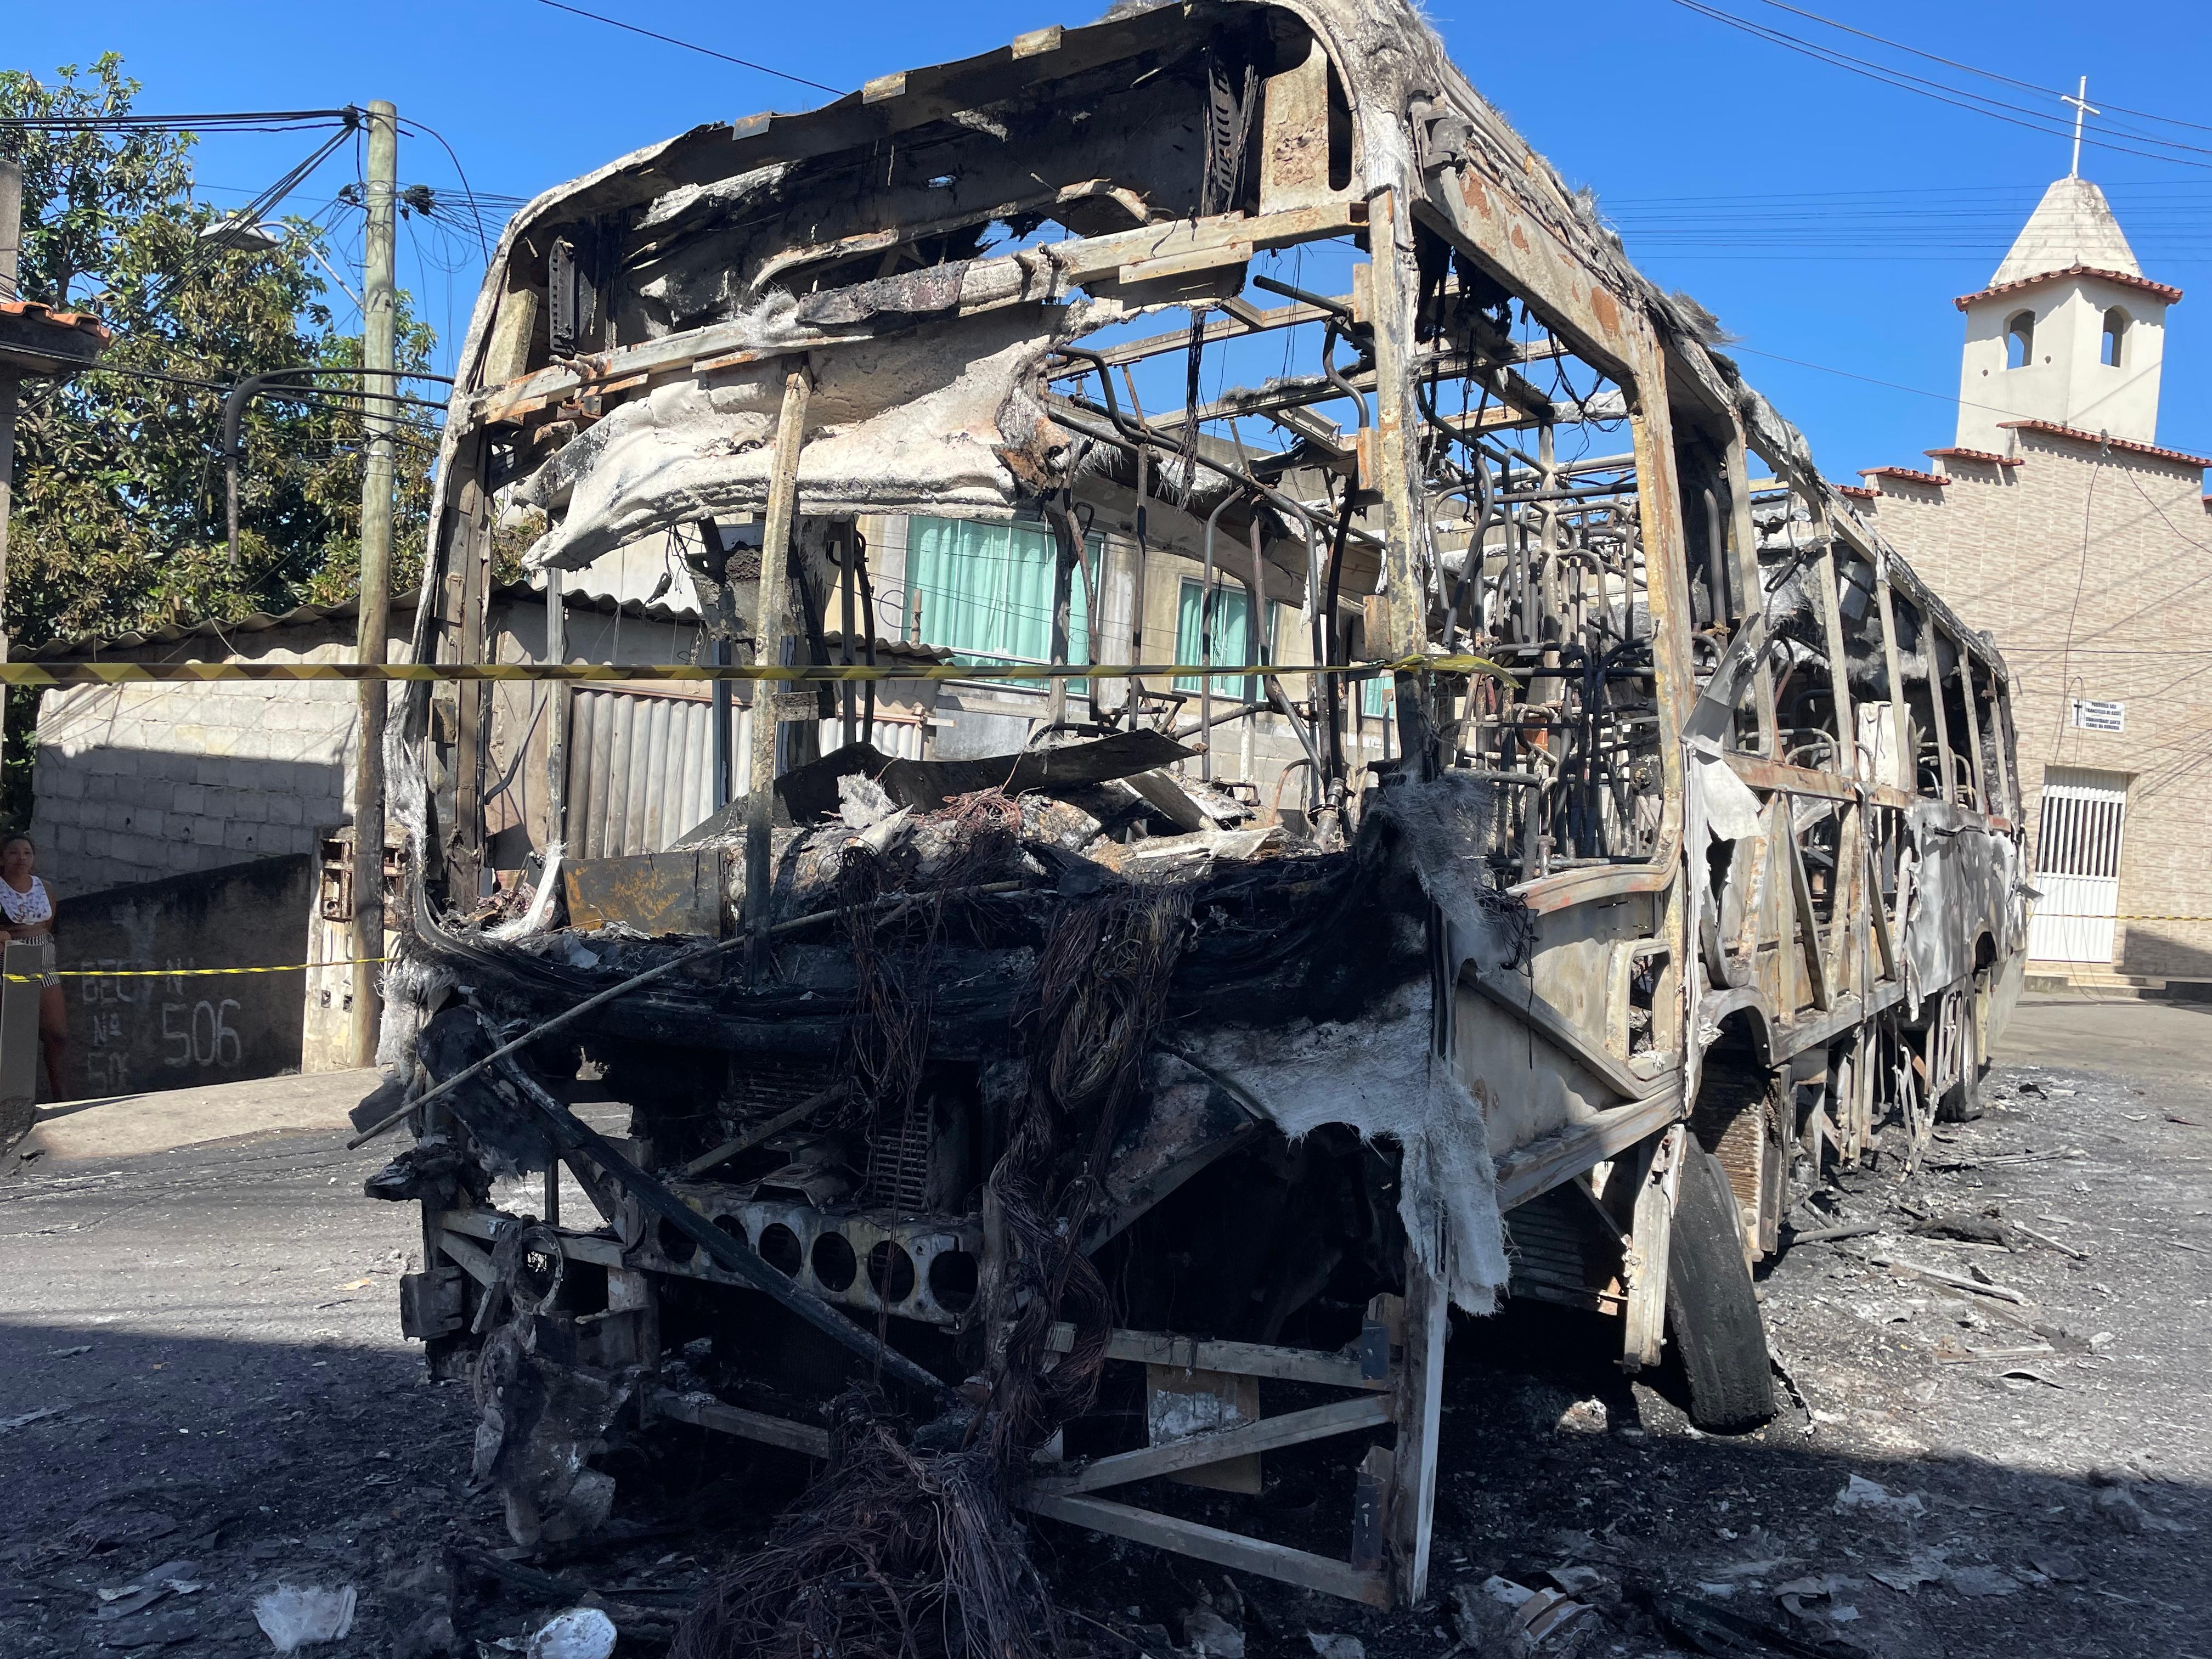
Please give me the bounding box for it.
[2028,766,2130,964]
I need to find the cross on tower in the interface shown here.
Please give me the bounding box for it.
[2062,76,2100,179]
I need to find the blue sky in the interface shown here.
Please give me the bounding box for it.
[11,0,2210,478]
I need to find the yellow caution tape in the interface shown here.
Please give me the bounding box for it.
[0,958,387,983]
[0,653,1511,689]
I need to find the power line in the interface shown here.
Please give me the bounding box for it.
[395,115,498,259]
[140,125,357,320]
[15,122,364,424]
[1660,0,2212,173]
[1722,343,2211,460]
[1737,0,2212,138]
[1606,180,2212,206]
[1668,0,2212,167]
[66,362,450,400]
[531,0,844,97]
[0,109,356,133]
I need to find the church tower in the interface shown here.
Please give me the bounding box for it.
[1952,176,2179,453]
[1846,168,2211,984]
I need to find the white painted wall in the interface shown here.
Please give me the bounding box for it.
[1956,278,2168,452]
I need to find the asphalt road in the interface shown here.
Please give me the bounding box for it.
[0,1099,489,1656]
[0,1006,2204,1657]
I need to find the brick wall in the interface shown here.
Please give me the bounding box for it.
[1858,433,2212,974]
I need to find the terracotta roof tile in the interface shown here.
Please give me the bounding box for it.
[0,298,112,340]
[1999,419,2211,472]
[1954,263,2182,311]
[1859,466,1952,488]
[1925,447,2023,467]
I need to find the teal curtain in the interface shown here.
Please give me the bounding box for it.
[1362,672,1394,720]
[1174,578,1266,701]
[906,516,1091,685]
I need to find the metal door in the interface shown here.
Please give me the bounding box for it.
[2027,766,2129,963]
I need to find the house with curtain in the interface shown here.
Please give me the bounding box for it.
[20,501,1385,1096]
[883,509,1392,786]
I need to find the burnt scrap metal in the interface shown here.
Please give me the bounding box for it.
[362,0,2032,1635]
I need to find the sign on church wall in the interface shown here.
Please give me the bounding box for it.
[2069,697,2125,733]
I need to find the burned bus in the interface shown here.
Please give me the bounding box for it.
[362,0,2029,1621]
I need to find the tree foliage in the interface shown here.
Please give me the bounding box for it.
[0,55,441,653]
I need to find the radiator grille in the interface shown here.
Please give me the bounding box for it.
[727,1054,831,1121]
[864,1094,936,1213]
[1505,1188,1593,1293]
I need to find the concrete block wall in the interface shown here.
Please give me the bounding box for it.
[28,629,390,899]
[1859,435,2212,974]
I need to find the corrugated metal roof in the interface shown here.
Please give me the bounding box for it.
[27,580,951,664]
[566,685,720,859]
[25,589,426,660]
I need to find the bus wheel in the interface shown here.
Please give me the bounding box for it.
[1666,1146,1776,1432]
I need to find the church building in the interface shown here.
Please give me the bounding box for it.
[1841,173,2211,984]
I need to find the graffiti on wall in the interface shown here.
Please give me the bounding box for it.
[76,961,248,1095]
[57,855,315,1098]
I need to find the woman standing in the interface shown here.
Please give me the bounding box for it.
[0,834,67,1101]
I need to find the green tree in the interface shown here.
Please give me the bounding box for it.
[0,56,439,646]
[0,56,442,819]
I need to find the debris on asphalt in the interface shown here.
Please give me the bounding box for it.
[92,1608,200,1650]
[524,1606,617,1659]
[1182,1602,1245,1658]
[1866,1554,1947,1594]
[1636,1584,1870,1659]
[1554,1398,1610,1435]
[1474,1576,1604,1654]
[1941,1564,2021,1598]
[2028,1552,2085,1583]
[2091,1481,2188,1534]
[2011,1222,2090,1260]
[93,1560,199,1620]
[1869,1254,2032,1305]
[252,1583,357,1652]
[1787,1221,1885,1245]
[1908,1211,2016,1248]
[1833,1475,1926,1516]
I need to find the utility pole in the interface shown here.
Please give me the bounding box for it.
[350,101,397,1068]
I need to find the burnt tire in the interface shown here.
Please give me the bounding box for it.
[1666,1146,1775,1433]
